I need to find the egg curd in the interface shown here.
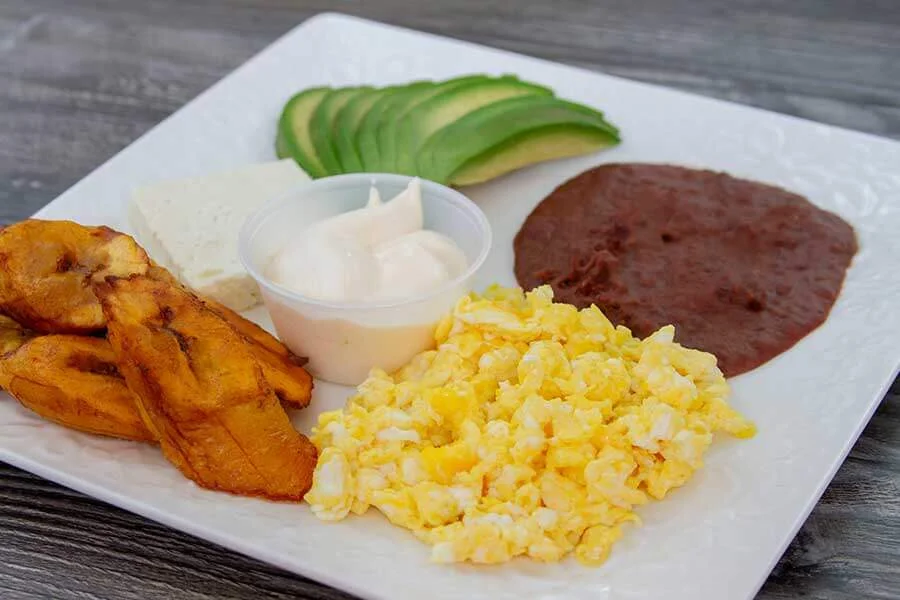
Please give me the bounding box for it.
[305,285,756,565]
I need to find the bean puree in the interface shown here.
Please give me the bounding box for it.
[514,163,858,376]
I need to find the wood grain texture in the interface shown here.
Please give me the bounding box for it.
[0,1,898,598]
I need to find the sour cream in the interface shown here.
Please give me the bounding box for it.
[266,178,468,304]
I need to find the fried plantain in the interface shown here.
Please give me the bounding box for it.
[0,334,155,441]
[148,264,313,409]
[0,314,35,356]
[203,298,313,409]
[0,220,150,334]
[95,274,317,500]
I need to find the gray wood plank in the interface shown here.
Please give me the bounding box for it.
[0,1,898,599]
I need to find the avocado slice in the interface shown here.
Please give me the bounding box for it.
[377,75,491,173]
[276,87,331,178]
[333,88,391,173]
[310,86,371,175]
[356,81,434,172]
[417,95,620,184]
[449,127,618,186]
[396,77,553,176]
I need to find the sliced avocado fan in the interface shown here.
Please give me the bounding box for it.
[277,75,621,184]
[276,87,331,178]
[333,88,389,173]
[377,74,492,173]
[356,81,434,172]
[418,95,620,184]
[310,86,371,175]
[396,76,552,176]
[449,126,617,186]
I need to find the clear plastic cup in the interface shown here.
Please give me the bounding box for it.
[239,174,492,386]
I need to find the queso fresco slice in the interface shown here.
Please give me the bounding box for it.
[276,87,331,178]
[130,159,310,311]
[395,77,553,175]
[418,95,620,185]
[310,86,371,175]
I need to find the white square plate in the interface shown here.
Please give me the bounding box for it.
[3,12,899,600]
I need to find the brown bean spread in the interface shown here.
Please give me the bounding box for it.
[514,163,858,376]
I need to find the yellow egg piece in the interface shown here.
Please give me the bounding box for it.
[307,285,755,566]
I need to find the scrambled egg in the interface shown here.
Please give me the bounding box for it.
[305,285,755,565]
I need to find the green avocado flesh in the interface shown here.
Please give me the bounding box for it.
[276,87,331,178]
[396,77,552,176]
[377,75,491,173]
[310,87,370,175]
[333,88,389,173]
[277,75,620,183]
[418,95,619,183]
[357,81,433,172]
[449,126,618,186]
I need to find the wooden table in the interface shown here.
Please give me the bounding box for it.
[1,1,898,598]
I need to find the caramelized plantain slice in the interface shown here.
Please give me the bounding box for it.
[148,264,313,409]
[0,220,150,334]
[95,274,317,500]
[203,298,313,409]
[0,314,36,356]
[0,335,155,442]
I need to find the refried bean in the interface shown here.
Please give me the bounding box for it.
[513,163,858,377]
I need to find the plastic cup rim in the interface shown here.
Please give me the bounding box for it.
[238,172,493,312]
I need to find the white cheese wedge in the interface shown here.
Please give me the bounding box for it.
[129,159,310,311]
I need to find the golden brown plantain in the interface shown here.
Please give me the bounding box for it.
[203,298,313,410]
[148,264,313,409]
[0,335,155,441]
[0,315,35,356]
[95,274,317,500]
[0,220,150,333]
